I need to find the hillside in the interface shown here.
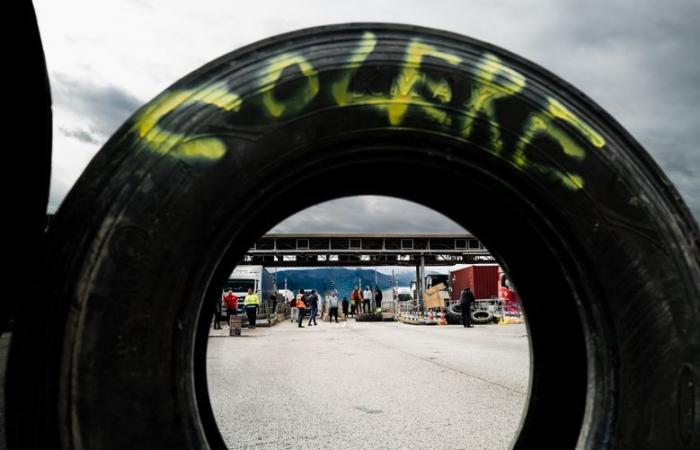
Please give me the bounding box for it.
[275,268,414,297]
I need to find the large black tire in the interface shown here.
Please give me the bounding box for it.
[8,24,699,450]
[471,310,494,325]
[446,303,463,324]
[356,312,382,322]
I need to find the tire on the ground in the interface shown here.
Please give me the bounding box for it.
[471,310,494,325]
[357,312,382,322]
[445,313,462,325]
[8,24,699,450]
[445,303,463,324]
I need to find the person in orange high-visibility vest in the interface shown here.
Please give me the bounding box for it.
[350,288,360,317]
[296,289,308,328]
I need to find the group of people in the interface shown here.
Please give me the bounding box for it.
[288,285,384,328]
[213,285,477,330]
[290,289,343,327]
[348,286,382,316]
[290,289,321,327]
[213,287,260,330]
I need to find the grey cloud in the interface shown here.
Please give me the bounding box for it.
[48,176,71,214]
[42,0,699,222]
[502,1,700,220]
[51,73,144,139]
[59,127,100,145]
[270,196,467,234]
[557,1,700,51]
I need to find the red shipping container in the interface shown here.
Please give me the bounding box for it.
[450,265,499,300]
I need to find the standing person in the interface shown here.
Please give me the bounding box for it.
[362,286,372,314]
[341,296,349,319]
[223,288,239,325]
[290,293,298,323]
[375,287,383,311]
[307,289,319,326]
[244,288,260,329]
[350,288,359,317]
[357,287,364,314]
[269,292,278,318]
[459,287,475,328]
[213,293,222,329]
[328,292,340,323]
[296,289,307,328]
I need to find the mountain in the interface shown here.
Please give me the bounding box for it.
[274,268,414,298]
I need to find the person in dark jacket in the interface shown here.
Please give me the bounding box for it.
[307,289,319,326]
[459,287,475,328]
[375,287,383,311]
[213,293,222,329]
[270,292,278,318]
[341,296,349,319]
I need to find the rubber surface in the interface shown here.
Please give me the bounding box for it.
[4,3,52,447]
[3,2,52,332]
[446,303,463,324]
[8,24,699,450]
[471,310,494,325]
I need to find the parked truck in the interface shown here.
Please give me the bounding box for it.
[381,286,413,302]
[425,273,449,289]
[449,265,499,301]
[222,265,275,320]
[411,274,449,303]
[447,265,501,323]
[379,286,414,319]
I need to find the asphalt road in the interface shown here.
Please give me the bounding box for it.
[207,320,529,449]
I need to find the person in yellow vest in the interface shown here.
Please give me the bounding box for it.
[244,288,260,329]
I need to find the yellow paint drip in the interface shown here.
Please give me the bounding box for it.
[512,97,606,190]
[333,36,460,125]
[561,174,584,190]
[461,54,527,153]
[137,91,192,138]
[133,81,242,161]
[383,40,461,125]
[514,107,598,190]
[176,138,227,160]
[332,32,378,106]
[404,41,461,67]
[136,82,242,138]
[547,98,605,148]
[260,52,319,117]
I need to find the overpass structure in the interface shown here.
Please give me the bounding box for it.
[242,233,494,267]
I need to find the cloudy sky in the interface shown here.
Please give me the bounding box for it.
[35,0,699,233]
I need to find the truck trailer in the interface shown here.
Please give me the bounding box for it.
[449,265,499,300]
[222,265,275,319]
